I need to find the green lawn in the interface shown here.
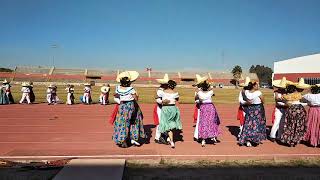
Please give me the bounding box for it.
[9,85,275,104]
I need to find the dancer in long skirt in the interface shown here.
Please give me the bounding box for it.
[2,79,14,104]
[65,84,75,105]
[269,77,290,142]
[238,81,267,147]
[112,71,145,148]
[46,84,59,105]
[302,84,320,147]
[0,82,9,105]
[154,74,169,144]
[193,75,221,147]
[237,77,251,138]
[159,80,182,148]
[279,78,309,147]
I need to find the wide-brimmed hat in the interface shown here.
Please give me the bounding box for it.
[288,78,311,89]
[272,77,292,88]
[2,79,9,84]
[84,82,91,86]
[116,71,139,83]
[195,74,208,85]
[156,74,169,84]
[239,77,251,87]
[316,84,320,87]
[48,84,56,88]
[22,82,30,86]
[101,86,110,93]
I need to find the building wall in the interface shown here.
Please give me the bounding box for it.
[273,73,320,82]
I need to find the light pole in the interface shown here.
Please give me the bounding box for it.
[51,44,58,67]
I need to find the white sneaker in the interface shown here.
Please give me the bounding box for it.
[170,141,175,149]
[130,140,140,146]
[246,141,252,147]
[201,140,206,147]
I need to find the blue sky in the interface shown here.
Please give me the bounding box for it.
[0,0,320,71]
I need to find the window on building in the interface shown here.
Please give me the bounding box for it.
[301,78,320,85]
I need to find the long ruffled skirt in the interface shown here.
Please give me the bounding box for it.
[304,107,320,147]
[159,106,182,133]
[197,103,221,139]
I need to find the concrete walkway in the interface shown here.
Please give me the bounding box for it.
[53,159,125,180]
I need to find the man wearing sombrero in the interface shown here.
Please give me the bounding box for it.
[237,76,250,138]
[81,83,92,104]
[269,77,290,142]
[19,82,31,104]
[154,74,170,145]
[46,84,59,105]
[99,84,110,105]
[65,84,75,105]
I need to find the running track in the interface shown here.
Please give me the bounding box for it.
[0,104,319,160]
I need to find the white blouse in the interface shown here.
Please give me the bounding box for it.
[84,87,91,93]
[116,85,136,102]
[162,92,179,105]
[156,88,164,104]
[245,90,262,104]
[303,93,320,106]
[197,90,214,103]
[238,91,246,105]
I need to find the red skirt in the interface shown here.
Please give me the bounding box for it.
[237,106,245,126]
[109,104,119,125]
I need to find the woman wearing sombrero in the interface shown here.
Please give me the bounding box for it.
[0,80,9,105]
[303,84,320,147]
[238,80,267,147]
[279,78,309,147]
[154,74,170,145]
[159,79,182,148]
[193,74,221,147]
[46,84,59,105]
[112,71,145,148]
[269,77,291,142]
[65,84,75,105]
[2,79,14,104]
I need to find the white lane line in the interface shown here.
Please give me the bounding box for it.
[1,154,320,159]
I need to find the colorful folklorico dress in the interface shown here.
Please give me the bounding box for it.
[112,85,145,145]
[279,93,307,146]
[159,92,182,133]
[303,93,320,147]
[238,90,267,145]
[194,90,221,140]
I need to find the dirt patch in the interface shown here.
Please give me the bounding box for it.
[123,159,320,180]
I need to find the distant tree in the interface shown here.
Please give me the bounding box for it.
[231,65,242,88]
[0,67,13,72]
[249,65,273,86]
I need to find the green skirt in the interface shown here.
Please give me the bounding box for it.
[159,106,182,133]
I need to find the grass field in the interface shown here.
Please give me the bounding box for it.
[9,85,275,104]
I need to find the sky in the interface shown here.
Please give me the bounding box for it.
[0,0,320,71]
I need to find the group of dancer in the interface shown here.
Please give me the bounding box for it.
[109,71,221,148]
[237,76,320,147]
[1,72,319,149]
[0,80,111,105]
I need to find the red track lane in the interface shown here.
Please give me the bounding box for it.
[0,104,319,160]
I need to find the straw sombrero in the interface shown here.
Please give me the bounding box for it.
[2,79,9,84]
[156,74,169,84]
[22,82,30,87]
[116,71,139,83]
[272,77,292,88]
[84,82,91,86]
[101,86,110,93]
[195,74,208,85]
[48,84,56,88]
[239,77,251,87]
[288,78,311,89]
[316,84,320,87]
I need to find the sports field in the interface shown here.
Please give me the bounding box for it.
[9,85,275,104]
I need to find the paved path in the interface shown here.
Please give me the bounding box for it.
[0,104,319,160]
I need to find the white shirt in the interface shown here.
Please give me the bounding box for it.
[116,85,136,102]
[245,90,262,104]
[197,90,214,103]
[84,87,91,93]
[274,92,285,106]
[156,88,164,104]
[238,90,247,105]
[303,93,320,106]
[162,92,179,105]
[21,87,30,93]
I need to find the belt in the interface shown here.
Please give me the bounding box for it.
[162,104,175,106]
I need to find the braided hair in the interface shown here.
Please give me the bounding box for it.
[120,77,131,87]
[168,80,177,90]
